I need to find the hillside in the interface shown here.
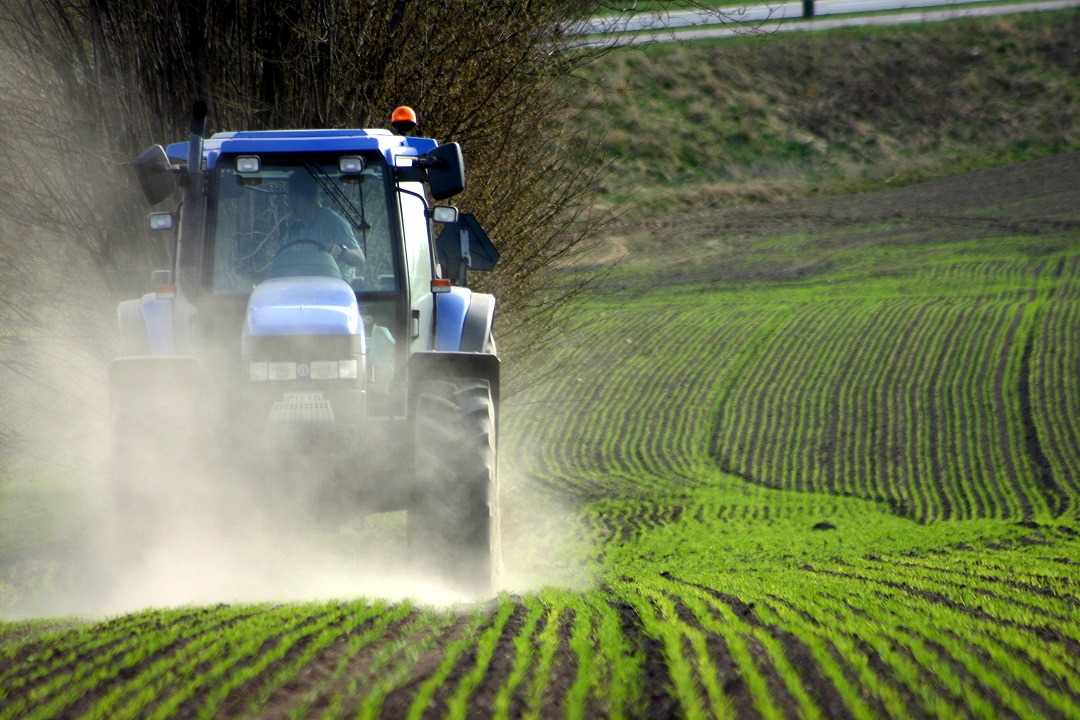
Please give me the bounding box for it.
[3,10,1080,719]
[574,9,1080,208]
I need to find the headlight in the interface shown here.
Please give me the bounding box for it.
[236,155,261,173]
[268,362,297,381]
[250,359,359,381]
[310,361,338,380]
[249,362,269,381]
[338,359,359,379]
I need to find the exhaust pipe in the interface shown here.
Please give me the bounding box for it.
[187,99,208,169]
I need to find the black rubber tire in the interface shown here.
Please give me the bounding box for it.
[409,377,500,595]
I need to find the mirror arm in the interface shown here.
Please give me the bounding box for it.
[458,226,472,286]
[394,166,425,183]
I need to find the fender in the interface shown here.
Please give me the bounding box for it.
[407,351,500,420]
[434,287,496,352]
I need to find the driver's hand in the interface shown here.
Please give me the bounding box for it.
[329,243,364,268]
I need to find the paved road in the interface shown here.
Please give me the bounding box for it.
[572,0,1080,45]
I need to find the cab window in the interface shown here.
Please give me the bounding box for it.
[209,156,396,294]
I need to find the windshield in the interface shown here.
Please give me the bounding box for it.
[209,155,396,294]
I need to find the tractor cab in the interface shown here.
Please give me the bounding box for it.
[129,106,492,414]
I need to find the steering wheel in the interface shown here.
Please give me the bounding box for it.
[273,238,332,258]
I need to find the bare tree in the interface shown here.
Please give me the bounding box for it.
[1,2,631,352]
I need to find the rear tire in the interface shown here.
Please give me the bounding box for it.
[409,377,500,595]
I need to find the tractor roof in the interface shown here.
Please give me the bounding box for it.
[165,128,439,169]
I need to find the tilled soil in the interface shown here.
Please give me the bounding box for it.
[598,151,1080,285]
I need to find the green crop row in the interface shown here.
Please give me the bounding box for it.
[2,528,1078,717]
[0,604,264,720]
[508,245,1080,525]
[507,301,759,499]
[592,530,1080,719]
[1031,300,1080,514]
[0,601,416,720]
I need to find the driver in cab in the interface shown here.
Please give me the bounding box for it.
[283,171,366,277]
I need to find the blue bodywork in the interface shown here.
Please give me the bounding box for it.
[166,129,437,169]
[135,278,468,356]
[435,287,473,352]
[243,277,363,352]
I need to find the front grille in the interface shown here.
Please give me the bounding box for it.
[267,392,336,424]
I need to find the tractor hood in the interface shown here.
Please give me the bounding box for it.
[244,277,361,340]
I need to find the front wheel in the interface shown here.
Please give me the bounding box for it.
[409,377,500,596]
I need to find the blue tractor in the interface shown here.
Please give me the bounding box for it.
[112,102,501,593]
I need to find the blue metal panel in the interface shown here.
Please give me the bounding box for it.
[140,293,176,355]
[403,137,439,154]
[244,277,361,340]
[224,129,392,139]
[166,131,438,169]
[435,287,472,351]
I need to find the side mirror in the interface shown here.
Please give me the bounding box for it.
[133,145,179,205]
[423,142,465,200]
[435,213,499,286]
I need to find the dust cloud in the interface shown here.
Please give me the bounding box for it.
[0,219,580,623]
[0,41,588,621]
[3,358,490,619]
[0,249,588,619]
[1,364,592,619]
[497,457,597,596]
